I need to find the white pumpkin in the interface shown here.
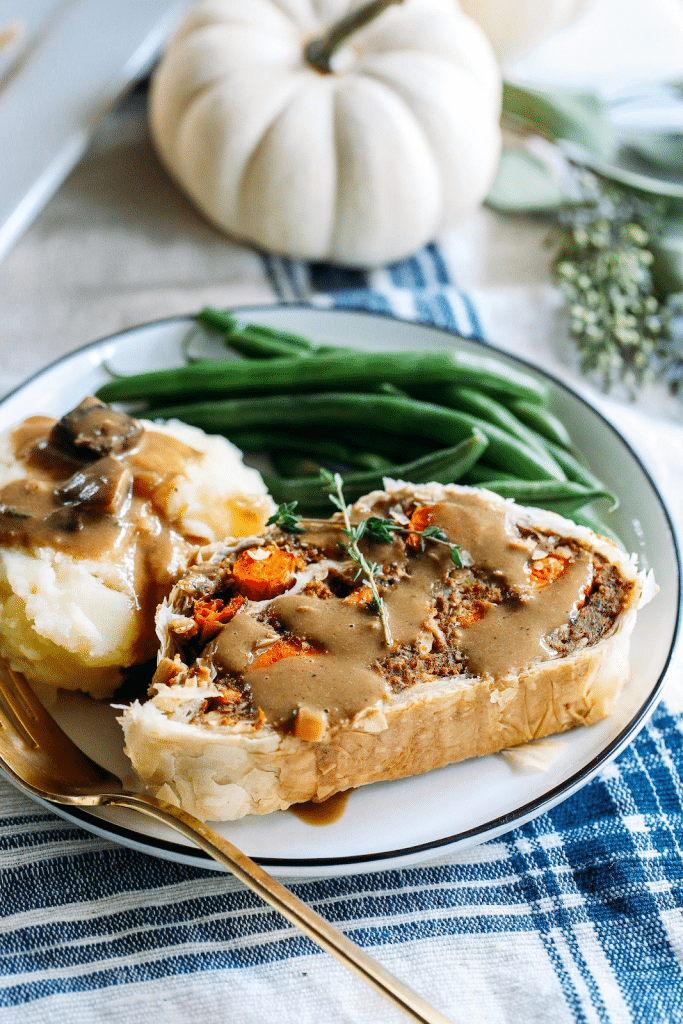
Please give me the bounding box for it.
[457,0,593,62]
[149,0,502,267]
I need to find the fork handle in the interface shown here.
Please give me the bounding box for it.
[103,792,455,1024]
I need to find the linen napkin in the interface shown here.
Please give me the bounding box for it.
[1,241,683,1024]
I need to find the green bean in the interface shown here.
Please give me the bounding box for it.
[148,392,564,482]
[462,477,616,513]
[462,463,517,484]
[228,430,354,461]
[270,449,392,477]
[425,385,553,459]
[230,432,347,461]
[542,440,613,495]
[332,428,430,464]
[374,382,409,397]
[96,348,551,406]
[264,431,489,508]
[270,453,325,478]
[197,307,314,352]
[228,430,395,472]
[216,327,311,360]
[345,451,394,471]
[506,399,574,450]
[315,344,354,355]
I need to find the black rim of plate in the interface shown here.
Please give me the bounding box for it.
[1,304,680,873]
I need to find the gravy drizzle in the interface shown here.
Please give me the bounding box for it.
[1,399,203,661]
[201,492,602,730]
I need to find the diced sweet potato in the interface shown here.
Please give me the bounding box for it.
[194,595,246,642]
[407,505,434,548]
[343,584,374,607]
[456,601,489,627]
[529,553,570,588]
[292,706,325,742]
[250,636,319,671]
[204,688,242,713]
[231,546,301,601]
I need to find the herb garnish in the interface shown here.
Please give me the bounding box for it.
[319,470,394,648]
[0,505,31,519]
[551,175,672,394]
[266,500,306,534]
[267,476,465,648]
[362,516,463,567]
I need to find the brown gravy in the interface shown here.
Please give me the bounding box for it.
[1,399,203,661]
[247,592,390,725]
[289,789,350,825]
[190,491,609,731]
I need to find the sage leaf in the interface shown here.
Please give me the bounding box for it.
[486,146,572,213]
[502,82,615,160]
[559,139,683,201]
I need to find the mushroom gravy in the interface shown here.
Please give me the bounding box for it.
[1,399,204,657]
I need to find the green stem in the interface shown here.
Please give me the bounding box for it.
[305,0,403,74]
[332,473,394,649]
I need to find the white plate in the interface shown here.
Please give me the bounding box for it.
[1,307,679,877]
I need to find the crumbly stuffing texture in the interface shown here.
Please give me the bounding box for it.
[156,507,635,732]
[119,482,651,821]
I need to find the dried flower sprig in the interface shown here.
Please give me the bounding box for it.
[551,174,672,394]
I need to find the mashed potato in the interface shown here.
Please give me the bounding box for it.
[0,402,272,698]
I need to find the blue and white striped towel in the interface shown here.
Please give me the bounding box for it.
[1,244,682,1024]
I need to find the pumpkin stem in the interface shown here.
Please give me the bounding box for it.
[304,0,404,74]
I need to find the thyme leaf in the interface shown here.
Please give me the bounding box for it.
[266,501,305,534]
[268,474,465,645]
[364,513,463,566]
[363,516,401,543]
[320,470,394,648]
[0,505,32,520]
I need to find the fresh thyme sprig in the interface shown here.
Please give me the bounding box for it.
[266,500,306,534]
[268,498,463,566]
[268,478,465,648]
[361,516,463,567]
[319,469,394,648]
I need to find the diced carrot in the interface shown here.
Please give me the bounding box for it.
[456,602,488,627]
[529,553,569,588]
[343,584,374,607]
[231,545,301,601]
[407,505,434,548]
[249,636,319,671]
[194,595,246,642]
[204,688,242,714]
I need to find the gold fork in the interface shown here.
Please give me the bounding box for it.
[0,659,454,1024]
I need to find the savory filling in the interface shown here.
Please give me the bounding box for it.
[153,490,635,738]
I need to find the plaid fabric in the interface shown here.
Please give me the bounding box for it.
[2,703,683,1022]
[0,246,681,1024]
